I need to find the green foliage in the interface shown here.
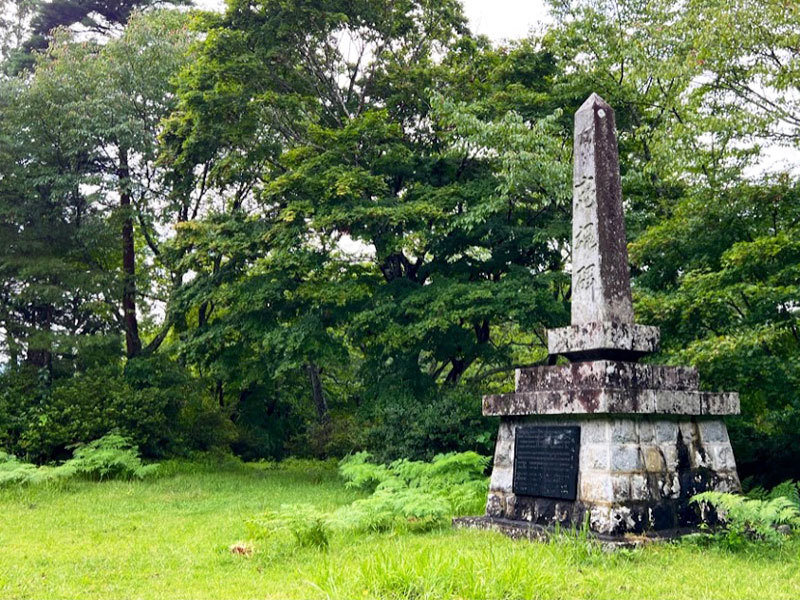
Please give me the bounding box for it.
[748,480,800,507]
[0,433,156,487]
[692,490,800,549]
[2,0,800,481]
[337,451,489,533]
[363,386,496,463]
[0,357,227,461]
[245,451,489,550]
[0,451,69,487]
[246,503,332,550]
[61,433,159,481]
[337,451,390,493]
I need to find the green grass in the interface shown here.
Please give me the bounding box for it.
[1,458,799,599]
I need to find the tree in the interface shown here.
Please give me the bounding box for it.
[155,0,582,458]
[3,0,187,74]
[0,9,198,368]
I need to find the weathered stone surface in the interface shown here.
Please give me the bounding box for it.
[483,388,738,416]
[570,93,633,326]
[516,360,696,393]
[701,392,740,415]
[483,415,741,535]
[489,464,513,493]
[548,322,660,361]
[485,361,739,416]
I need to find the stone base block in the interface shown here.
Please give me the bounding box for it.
[484,360,739,416]
[484,389,739,417]
[548,321,660,361]
[453,515,692,548]
[486,415,740,536]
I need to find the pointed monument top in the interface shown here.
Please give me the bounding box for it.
[577,92,611,113]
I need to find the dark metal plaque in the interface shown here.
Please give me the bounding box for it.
[513,426,580,500]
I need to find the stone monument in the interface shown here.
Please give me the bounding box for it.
[477,94,741,536]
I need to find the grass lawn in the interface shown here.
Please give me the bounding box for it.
[1,458,799,599]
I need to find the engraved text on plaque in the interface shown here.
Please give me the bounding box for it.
[512,426,580,500]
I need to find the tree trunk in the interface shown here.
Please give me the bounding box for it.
[25,304,53,372]
[306,362,330,423]
[119,145,141,358]
[445,357,468,385]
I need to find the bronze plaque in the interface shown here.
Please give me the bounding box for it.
[513,425,580,500]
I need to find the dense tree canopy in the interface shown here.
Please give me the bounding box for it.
[0,0,797,482]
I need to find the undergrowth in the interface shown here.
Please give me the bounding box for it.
[691,481,800,549]
[0,432,157,487]
[246,451,489,549]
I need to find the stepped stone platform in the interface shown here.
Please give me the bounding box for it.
[484,361,738,417]
[471,94,741,537]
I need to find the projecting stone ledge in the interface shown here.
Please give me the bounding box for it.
[516,361,698,392]
[483,389,739,417]
[548,321,660,361]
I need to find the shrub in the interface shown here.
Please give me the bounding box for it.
[338,451,489,533]
[0,358,230,462]
[363,385,496,463]
[691,489,800,549]
[246,503,332,550]
[61,433,159,480]
[243,452,490,552]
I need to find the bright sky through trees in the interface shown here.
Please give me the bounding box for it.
[193,0,551,40]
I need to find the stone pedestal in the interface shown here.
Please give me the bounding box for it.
[483,362,740,535]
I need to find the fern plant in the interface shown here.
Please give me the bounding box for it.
[746,480,800,506]
[245,451,490,551]
[337,451,489,532]
[62,433,158,480]
[691,491,800,548]
[0,452,70,487]
[0,433,157,487]
[338,451,391,492]
[246,503,332,549]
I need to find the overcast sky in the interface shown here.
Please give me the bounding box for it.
[194,0,552,40]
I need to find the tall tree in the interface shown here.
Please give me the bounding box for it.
[164,0,571,414]
[0,10,198,368]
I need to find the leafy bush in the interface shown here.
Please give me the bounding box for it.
[245,451,490,550]
[363,386,496,463]
[246,503,332,550]
[0,433,157,487]
[61,433,159,480]
[0,358,230,462]
[691,489,800,548]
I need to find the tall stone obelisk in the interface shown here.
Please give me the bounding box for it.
[570,93,633,325]
[548,94,659,362]
[463,94,741,537]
